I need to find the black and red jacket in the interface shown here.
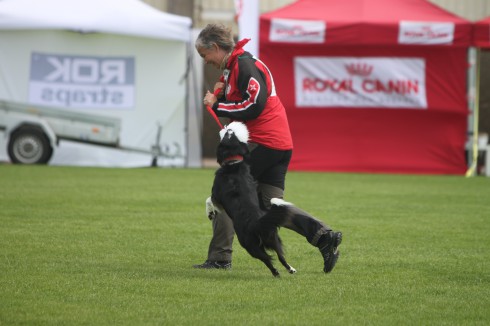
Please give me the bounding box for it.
[212,39,293,151]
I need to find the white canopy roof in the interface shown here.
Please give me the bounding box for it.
[0,0,192,42]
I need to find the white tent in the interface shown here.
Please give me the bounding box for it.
[0,0,200,167]
[0,0,191,42]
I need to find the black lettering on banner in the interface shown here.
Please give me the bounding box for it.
[38,87,127,106]
[112,92,123,105]
[56,90,71,106]
[41,89,53,102]
[73,90,86,104]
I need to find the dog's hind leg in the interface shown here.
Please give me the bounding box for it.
[253,253,280,277]
[267,236,297,274]
[244,245,281,277]
[270,236,296,274]
[255,226,294,276]
[260,228,296,275]
[264,260,280,277]
[277,253,296,274]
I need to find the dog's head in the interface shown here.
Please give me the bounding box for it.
[217,121,250,166]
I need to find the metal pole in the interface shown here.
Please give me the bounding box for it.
[466,47,481,177]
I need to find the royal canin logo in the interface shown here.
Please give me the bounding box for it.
[345,63,373,77]
[302,78,420,96]
[275,25,322,37]
[270,19,325,43]
[403,26,450,39]
[398,22,454,44]
[295,57,427,108]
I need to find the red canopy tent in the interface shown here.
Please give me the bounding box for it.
[259,0,473,174]
[474,16,490,48]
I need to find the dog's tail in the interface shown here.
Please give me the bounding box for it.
[270,198,294,207]
[255,198,294,253]
[261,198,293,227]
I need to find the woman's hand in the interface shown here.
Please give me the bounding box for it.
[213,82,225,97]
[203,91,217,107]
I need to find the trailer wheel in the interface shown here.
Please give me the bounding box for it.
[7,127,53,164]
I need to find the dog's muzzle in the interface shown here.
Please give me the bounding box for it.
[220,154,244,166]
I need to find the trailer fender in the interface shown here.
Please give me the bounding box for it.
[5,117,57,164]
[6,116,57,149]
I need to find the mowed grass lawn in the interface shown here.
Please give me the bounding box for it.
[0,165,489,325]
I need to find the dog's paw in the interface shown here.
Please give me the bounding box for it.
[271,198,294,207]
[205,197,219,220]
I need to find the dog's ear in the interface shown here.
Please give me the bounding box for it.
[220,122,249,143]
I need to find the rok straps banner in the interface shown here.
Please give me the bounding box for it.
[294,56,427,109]
[29,52,135,109]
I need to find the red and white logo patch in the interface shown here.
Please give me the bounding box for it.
[398,21,455,45]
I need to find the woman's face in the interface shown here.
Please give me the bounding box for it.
[197,43,227,69]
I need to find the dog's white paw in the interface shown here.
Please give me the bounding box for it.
[271,198,294,207]
[288,266,297,274]
[205,197,219,220]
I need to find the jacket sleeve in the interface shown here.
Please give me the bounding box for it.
[213,57,268,121]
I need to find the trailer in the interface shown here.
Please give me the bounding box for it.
[0,100,123,164]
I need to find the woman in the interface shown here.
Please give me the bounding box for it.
[193,24,342,273]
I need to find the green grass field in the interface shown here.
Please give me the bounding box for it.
[1,165,489,325]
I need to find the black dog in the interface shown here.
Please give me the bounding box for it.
[206,122,298,277]
[207,122,343,276]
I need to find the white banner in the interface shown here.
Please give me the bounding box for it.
[29,52,135,109]
[269,18,325,43]
[398,21,455,45]
[294,57,427,108]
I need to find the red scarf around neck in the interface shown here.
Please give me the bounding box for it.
[225,38,250,71]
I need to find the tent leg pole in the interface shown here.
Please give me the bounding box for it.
[466,47,481,177]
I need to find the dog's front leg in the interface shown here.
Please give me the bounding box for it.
[205,196,222,220]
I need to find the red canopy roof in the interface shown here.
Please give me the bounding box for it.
[260,0,472,47]
[474,17,490,48]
